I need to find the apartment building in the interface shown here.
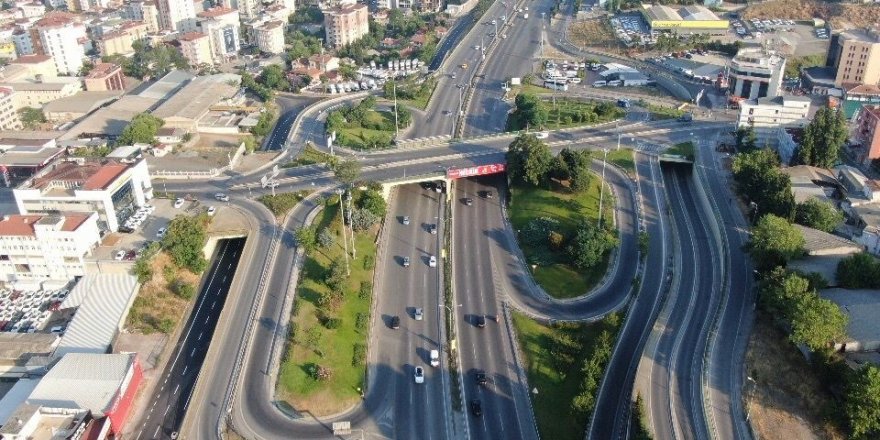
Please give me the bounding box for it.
[9,54,58,78]
[831,28,880,88]
[0,76,82,108]
[0,87,20,130]
[729,47,786,100]
[737,96,812,129]
[157,0,197,32]
[854,105,880,164]
[13,157,154,233]
[11,30,32,57]
[0,213,100,285]
[123,0,161,33]
[253,20,284,54]
[177,31,212,66]
[324,4,369,48]
[96,21,148,57]
[30,12,87,75]
[197,7,240,63]
[84,62,125,91]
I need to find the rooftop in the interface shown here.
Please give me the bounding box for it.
[22,159,132,191]
[0,76,81,91]
[42,90,121,115]
[34,11,77,28]
[795,224,859,256]
[840,28,880,44]
[58,95,158,141]
[55,274,139,358]
[178,31,207,42]
[641,4,721,22]
[197,6,235,18]
[820,288,880,347]
[781,165,839,204]
[134,69,194,101]
[28,352,137,415]
[11,54,51,64]
[0,214,91,237]
[152,73,240,121]
[0,379,40,427]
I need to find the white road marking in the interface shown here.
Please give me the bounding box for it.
[153,425,160,438]
[198,332,203,341]
[182,365,188,375]
[173,384,180,395]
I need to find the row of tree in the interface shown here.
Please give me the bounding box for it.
[507,134,595,192]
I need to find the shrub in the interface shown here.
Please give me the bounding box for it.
[358,281,372,300]
[356,312,368,330]
[521,217,560,247]
[316,365,333,380]
[352,343,366,366]
[321,317,343,329]
[317,228,335,248]
[363,255,375,270]
[174,282,195,300]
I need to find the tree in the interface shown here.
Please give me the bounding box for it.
[796,106,847,168]
[747,214,804,269]
[333,159,361,186]
[508,93,548,130]
[837,252,880,289]
[317,228,335,248]
[162,215,208,273]
[734,126,757,153]
[251,110,275,137]
[731,149,795,220]
[242,135,258,153]
[567,220,618,270]
[506,134,553,186]
[117,113,164,145]
[258,65,289,91]
[559,148,592,192]
[846,364,880,439]
[17,107,46,129]
[795,199,843,232]
[789,293,848,351]
[356,189,386,218]
[395,105,412,128]
[325,257,348,292]
[338,64,358,80]
[294,226,318,251]
[350,208,379,231]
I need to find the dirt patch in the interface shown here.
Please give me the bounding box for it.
[282,388,360,417]
[102,234,123,247]
[568,19,620,53]
[125,252,201,334]
[744,314,846,440]
[743,0,880,29]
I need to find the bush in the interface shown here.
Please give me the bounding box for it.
[288,322,298,342]
[158,318,175,334]
[174,282,196,300]
[356,312,368,330]
[350,208,379,231]
[363,255,375,270]
[358,281,372,300]
[317,228,335,248]
[321,316,343,329]
[521,217,560,247]
[352,343,366,366]
[162,215,209,273]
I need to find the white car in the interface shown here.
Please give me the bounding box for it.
[430,349,440,367]
[535,131,549,139]
[114,250,125,261]
[173,198,185,208]
[414,366,425,384]
[207,206,216,216]
[429,255,437,267]
[157,227,167,239]
[414,307,424,320]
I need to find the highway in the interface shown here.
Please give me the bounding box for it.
[136,238,245,440]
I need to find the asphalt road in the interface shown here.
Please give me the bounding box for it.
[136,238,245,440]
[453,176,539,440]
[264,95,324,151]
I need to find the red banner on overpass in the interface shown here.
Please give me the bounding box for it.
[446,164,506,179]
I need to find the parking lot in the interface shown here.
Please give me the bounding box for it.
[610,14,655,46]
[0,287,71,333]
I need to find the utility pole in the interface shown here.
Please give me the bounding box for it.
[337,189,350,275]
[393,81,399,140]
[616,119,621,151]
[346,189,356,259]
[598,148,608,229]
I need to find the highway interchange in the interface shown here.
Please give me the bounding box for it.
[151,0,758,439]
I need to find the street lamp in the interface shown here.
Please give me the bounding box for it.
[337,188,351,275]
[598,148,608,229]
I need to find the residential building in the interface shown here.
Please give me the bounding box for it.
[830,28,880,88]
[95,21,148,57]
[42,91,122,123]
[31,12,87,75]
[821,289,880,352]
[253,20,284,54]
[324,4,369,48]
[420,0,442,12]
[736,95,811,129]
[0,87,19,130]
[17,2,45,19]
[837,164,880,203]
[177,31,212,66]
[0,76,82,108]
[123,0,161,33]
[0,213,100,285]
[729,47,786,100]
[780,165,840,204]
[84,62,125,92]
[220,0,259,19]
[13,157,154,233]
[788,225,858,286]
[196,6,240,63]
[854,105,880,165]
[0,138,63,187]
[9,54,57,77]
[11,30,32,57]
[157,0,197,32]
[0,406,94,440]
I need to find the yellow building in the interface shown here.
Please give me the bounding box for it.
[640,4,728,34]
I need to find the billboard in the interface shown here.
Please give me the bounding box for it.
[222,26,238,54]
[446,163,506,179]
[647,19,729,29]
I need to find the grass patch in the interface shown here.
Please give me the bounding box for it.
[605,149,635,172]
[258,191,311,218]
[126,252,201,334]
[335,110,395,150]
[543,99,625,130]
[282,143,333,168]
[666,142,694,160]
[639,101,685,120]
[509,177,613,299]
[512,312,621,440]
[397,76,438,110]
[277,195,378,416]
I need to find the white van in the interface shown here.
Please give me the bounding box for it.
[592,80,607,87]
[607,80,622,86]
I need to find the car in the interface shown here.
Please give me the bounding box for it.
[475,370,488,385]
[414,307,423,320]
[488,32,496,38]
[490,19,496,25]
[430,349,440,367]
[451,72,457,79]
[534,131,549,139]
[482,191,494,199]
[114,250,126,261]
[470,399,483,417]
[402,216,410,225]
[414,366,425,384]
[119,226,135,233]
[475,314,486,328]
[124,250,137,260]
[460,63,468,69]
[429,224,437,235]
[50,325,65,334]
[215,193,230,202]
[473,44,480,50]
[464,198,473,206]
[173,198,185,208]
[156,227,167,239]
[402,256,410,267]
[207,206,216,216]
[429,255,437,267]
[390,316,400,329]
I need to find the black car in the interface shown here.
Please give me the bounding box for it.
[470,399,483,417]
[464,198,473,206]
[118,226,135,233]
[390,316,400,329]
[475,315,486,328]
[482,191,494,199]
[475,370,488,386]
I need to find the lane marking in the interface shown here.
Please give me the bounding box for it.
[173,384,180,395]
[153,425,160,438]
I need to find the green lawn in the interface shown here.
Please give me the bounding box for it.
[605,149,635,172]
[640,101,685,120]
[512,312,621,440]
[509,178,613,299]
[277,195,377,415]
[336,110,395,150]
[258,191,310,218]
[544,99,625,130]
[398,76,437,110]
[282,144,333,168]
[666,141,695,160]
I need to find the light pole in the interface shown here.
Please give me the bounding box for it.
[392,81,399,140]
[346,188,356,259]
[598,148,608,229]
[337,189,350,275]
[616,119,621,151]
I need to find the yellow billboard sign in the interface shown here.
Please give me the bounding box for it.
[649,20,729,29]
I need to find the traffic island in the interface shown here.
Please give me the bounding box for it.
[505,93,625,132]
[276,190,383,416]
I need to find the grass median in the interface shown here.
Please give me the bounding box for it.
[512,312,622,440]
[277,195,378,416]
[508,176,614,299]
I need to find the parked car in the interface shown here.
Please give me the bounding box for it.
[157,227,168,239]
[390,316,400,329]
[173,198,185,208]
[535,131,549,139]
[414,366,425,384]
[429,255,437,267]
[114,250,126,261]
[414,307,423,321]
[207,206,216,216]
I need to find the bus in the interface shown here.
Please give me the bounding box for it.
[544,80,568,91]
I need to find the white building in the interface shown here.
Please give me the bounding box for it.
[0,213,100,286]
[123,0,161,33]
[197,7,240,63]
[253,20,284,54]
[0,87,20,130]
[18,3,45,19]
[729,48,786,100]
[13,158,153,233]
[32,13,87,76]
[157,0,197,32]
[737,96,811,129]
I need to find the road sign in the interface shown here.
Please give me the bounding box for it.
[260,175,268,188]
[271,165,280,179]
[446,163,506,179]
[332,421,351,435]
